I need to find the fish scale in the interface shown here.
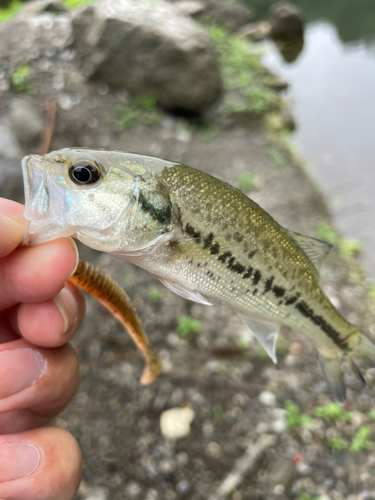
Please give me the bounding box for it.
[22,148,375,402]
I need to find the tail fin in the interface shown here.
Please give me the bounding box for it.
[350,333,375,369]
[319,332,375,403]
[319,355,346,403]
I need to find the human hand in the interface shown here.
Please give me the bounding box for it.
[0,197,85,500]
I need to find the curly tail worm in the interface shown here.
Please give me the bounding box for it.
[69,260,162,385]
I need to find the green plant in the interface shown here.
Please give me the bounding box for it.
[238,172,254,191]
[10,63,35,93]
[299,494,322,500]
[116,95,160,129]
[268,146,284,167]
[328,436,347,452]
[285,401,312,428]
[339,238,362,259]
[62,0,96,9]
[177,315,201,338]
[316,221,338,245]
[369,409,375,420]
[0,0,23,23]
[349,425,373,453]
[212,403,224,425]
[314,402,351,422]
[147,287,163,304]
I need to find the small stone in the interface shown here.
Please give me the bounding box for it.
[206,441,221,458]
[273,484,285,495]
[176,480,190,495]
[256,422,269,434]
[78,485,109,500]
[272,419,287,433]
[258,390,277,406]
[160,407,195,440]
[124,481,142,498]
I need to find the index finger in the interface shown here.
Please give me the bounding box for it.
[0,199,25,258]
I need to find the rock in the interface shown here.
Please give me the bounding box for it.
[258,390,277,406]
[191,0,254,33]
[17,0,68,17]
[270,2,304,40]
[236,21,271,42]
[8,98,44,148]
[0,157,24,203]
[0,13,73,65]
[160,406,195,439]
[0,122,23,160]
[175,0,206,18]
[72,0,222,112]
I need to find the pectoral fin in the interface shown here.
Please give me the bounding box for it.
[237,313,279,363]
[318,354,346,403]
[158,278,212,306]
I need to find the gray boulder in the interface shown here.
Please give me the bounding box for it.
[270,2,304,39]
[72,0,223,112]
[0,13,73,64]
[8,98,45,148]
[190,0,254,33]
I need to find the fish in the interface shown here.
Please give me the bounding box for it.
[21,148,375,402]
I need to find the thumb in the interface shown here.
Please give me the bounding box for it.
[0,198,25,258]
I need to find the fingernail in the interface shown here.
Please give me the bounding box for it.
[66,237,79,280]
[53,286,79,334]
[0,442,40,481]
[0,349,46,399]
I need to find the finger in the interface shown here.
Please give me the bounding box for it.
[0,238,79,311]
[0,199,25,258]
[0,426,81,500]
[0,409,50,434]
[7,282,85,347]
[0,339,80,417]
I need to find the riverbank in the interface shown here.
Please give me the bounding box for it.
[0,2,375,499]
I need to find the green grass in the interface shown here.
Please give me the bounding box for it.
[285,401,312,429]
[177,315,201,338]
[299,494,322,500]
[147,287,163,304]
[339,238,362,259]
[238,172,254,191]
[316,221,339,245]
[268,146,285,167]
[328,436,347,452]
[314,403,351,423]
[349,425,373,453]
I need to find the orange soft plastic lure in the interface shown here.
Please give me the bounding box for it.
[69,259,162,384]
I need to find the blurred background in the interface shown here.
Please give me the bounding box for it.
[1,1,375,499]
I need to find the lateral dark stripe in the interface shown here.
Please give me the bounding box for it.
[138,192,171,225]
[295,300,347,348]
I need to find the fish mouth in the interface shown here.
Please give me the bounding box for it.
[22,154,75,246]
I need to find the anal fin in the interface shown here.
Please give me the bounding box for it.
[237,313,279,363]
[158,278,212,306]
[319,355,346,403]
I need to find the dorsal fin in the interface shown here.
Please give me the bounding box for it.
[286,229,332,274]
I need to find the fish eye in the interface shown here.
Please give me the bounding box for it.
[69,160,101,185]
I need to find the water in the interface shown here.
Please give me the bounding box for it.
[260,14,375,278]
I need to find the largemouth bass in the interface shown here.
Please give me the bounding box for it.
[22,148,375,401]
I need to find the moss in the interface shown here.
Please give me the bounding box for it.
[349,425,373,453]
[62,0,96,9]
[0,0,23,23]
[116,95,160,129]
[209,26,281,121]
[10,63,36,93]
[314,402,351,422]
[285,401,312,428]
